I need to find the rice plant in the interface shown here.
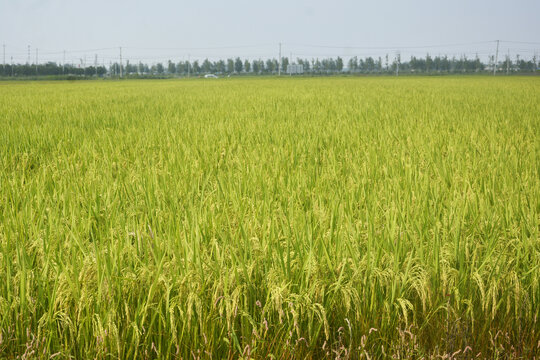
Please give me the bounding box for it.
[0,77,539,359]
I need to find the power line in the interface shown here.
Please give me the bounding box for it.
[499,40,540,45]
[37,47,117,55]
[4,40,535,57]
[284,40,495,50]
[124,44,275,51]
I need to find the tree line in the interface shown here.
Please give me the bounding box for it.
[1,54,538,78]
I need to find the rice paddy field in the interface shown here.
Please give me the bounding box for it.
[0,76,539,359]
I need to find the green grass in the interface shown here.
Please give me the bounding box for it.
[0,77,539,359]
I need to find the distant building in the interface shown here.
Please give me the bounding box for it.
[287,64,304,75]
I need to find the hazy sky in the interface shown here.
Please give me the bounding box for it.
[1,0,539,64]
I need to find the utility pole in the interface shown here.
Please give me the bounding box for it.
[27,45,31,64]
[95,54,98,76]
[278,42,282,76]
[63,50,66,75]
[35,48,38,75]
[2,44,5,75]
[11,56,13,76]
[119,47,123,78]
[187,54,190,78]
[493,40,499,75]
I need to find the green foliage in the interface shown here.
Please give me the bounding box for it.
[156,62,164,74]
[227,58,234,74]
[0,77,539,359]
[281,57,289,72]
[336,56,344,72]
[168,60,177,74]
[234,57,243,73]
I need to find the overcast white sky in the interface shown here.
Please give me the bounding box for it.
[1,0,539,64]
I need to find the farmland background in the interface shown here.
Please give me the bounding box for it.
[0,77,539,358]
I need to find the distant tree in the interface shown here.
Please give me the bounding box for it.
[474,55,484,72]
[426,53,433,73]
[202,59,212,73]
[266,59,274,73]
[410,56,426,72]
[322,58,336,71]
[156,63,164,74]
[366,57,375,72]
[259,60,266,73]
[357,58,364,72]
[297,58,304,70]
[272,59,279,72]
[216,60,226,73]
[124,60,136,75]
[192,60,200,74]
[302,58,310,71]
[313,58,321,73]
[441,56,450,72]
[252,60,260,74]
[281,57,289,72]
[130,62,136,75]
[521,59,535,72]
[348,56,358,72]
[458,56,467,72]
[5,53,534,78]
[450,56,457,73]
[392,54,403,71]
[177,61,186,75]
[168,60,176,74]
[227,59,234,73]
[234,57,243,73]
[336,57,344,72]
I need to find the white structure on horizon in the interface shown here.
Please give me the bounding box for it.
[287,64,304,75]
